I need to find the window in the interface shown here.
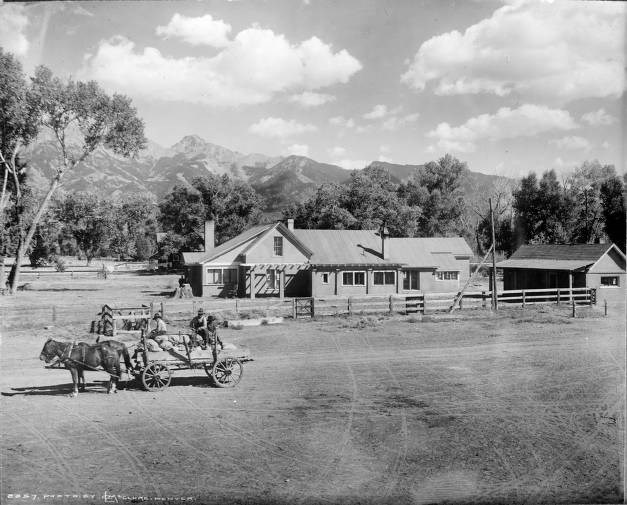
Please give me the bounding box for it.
[373,271,395,285]
[403,270,419,290]
[266,269,280,289]
[321,273,329,284]
[342,271,365,286]
[436,271,459,281]
[206,268,237,285]
[273,236,283,256]
[600,276,619,287]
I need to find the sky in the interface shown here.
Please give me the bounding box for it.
[0,0,625,179]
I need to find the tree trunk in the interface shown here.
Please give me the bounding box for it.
[9,177,60,294]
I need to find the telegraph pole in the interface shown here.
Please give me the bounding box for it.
[489,197,498,310]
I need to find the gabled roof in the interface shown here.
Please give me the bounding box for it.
[183,224,272,264]
[241,222,314,259]
[408,237,474,257]
[495,243,623,271]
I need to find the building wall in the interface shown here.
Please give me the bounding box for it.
[588,247,626,274]
[200,263,239,297]
[586,272,626,290]
[244,231,309,264]
[238,264,310,298]
[503,269,586,290]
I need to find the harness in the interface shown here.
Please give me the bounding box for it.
[56,341,121,379]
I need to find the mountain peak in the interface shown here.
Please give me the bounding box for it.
[171,134,209,152]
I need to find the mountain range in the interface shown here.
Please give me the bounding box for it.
[21,134,514,214]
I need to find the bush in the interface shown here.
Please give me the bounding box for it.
[53,256,67,272]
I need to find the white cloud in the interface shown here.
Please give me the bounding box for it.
[329,146,347,157]
[288,91,335,107]
[581,108,617,127]
[329,116,355,129]
[427,104,578,153]
[79,24,361,106]
[335,159,367,170]
[249,117,317,139]
[0,4,29,56]
[283,144,310,156]
[363,104,388,119]
[156,13,232,48]
[549,136,592,151]
[401,1,625,103]
[382,112,420,131]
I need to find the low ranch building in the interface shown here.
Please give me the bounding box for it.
[182,220,473,298]
[495,243,626,292]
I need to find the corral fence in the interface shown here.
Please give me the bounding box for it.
[0,287,598,331]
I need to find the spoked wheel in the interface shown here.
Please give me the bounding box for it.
[209,358,243,388]
[141,363,171,391]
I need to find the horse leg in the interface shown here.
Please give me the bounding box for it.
[69,368,79,397]
[78,368,86,392]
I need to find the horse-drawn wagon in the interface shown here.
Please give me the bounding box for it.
[134,329,252,391]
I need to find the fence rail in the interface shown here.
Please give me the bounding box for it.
[0,287,597,330]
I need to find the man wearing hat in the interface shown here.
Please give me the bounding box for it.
[190,308,209,347]
[149,313,167,338]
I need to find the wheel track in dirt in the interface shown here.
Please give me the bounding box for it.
[52,399,162,497]
[126,387,283,494]
[6,411,83,492]
[295,333,358,504]
[361,333,409,499]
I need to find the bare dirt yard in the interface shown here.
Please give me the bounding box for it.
[1,280,624,505]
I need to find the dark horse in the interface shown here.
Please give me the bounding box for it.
[39,339,132,397]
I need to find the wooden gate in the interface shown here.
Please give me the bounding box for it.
[293,297,314,318]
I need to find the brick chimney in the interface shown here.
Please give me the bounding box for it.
[204,220,215,252]
[287,218,295,231]
[379,224,389,259]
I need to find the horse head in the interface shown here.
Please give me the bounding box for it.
[39,338,58,363]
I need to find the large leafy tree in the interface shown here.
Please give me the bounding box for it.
[600,176,626,252]
[57,192,114,264]
[159,175,263,255]
[109,193,157,260]
[283,184,357,230]
[399,154,465,236]
[4,61,145,293]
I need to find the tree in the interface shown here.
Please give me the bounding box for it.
[109,193,157,260]
[600,176,626,252]
[58,192,115,264]
[399,154,465,236]
[0,49,39,214]
[6,63,145,293]
[159,175,263,254]
[283,184,357,230]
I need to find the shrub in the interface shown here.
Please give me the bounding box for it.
[53,256,67,272]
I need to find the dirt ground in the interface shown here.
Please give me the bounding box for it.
[1,298,625,504]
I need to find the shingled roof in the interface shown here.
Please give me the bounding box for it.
[496,243,619,271]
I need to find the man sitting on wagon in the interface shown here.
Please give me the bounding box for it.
[190,308,223,350]
[149,313,167,338]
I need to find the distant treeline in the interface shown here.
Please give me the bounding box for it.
[1,156,624,268]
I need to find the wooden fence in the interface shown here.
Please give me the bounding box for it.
[0,287,598,330]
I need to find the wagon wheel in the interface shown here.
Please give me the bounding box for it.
[141,363,171,391]
[210,358,243,388]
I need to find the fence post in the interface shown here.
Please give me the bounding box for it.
[604,299,607,317]
[522,290,526,308]
[389,295,393,314]
[236,298,240,315]
[348,297,352,316]
[311,298,315,318]
[422,294,426,315]
[557,289,560,306]
[160,301,165,318]
[52,305,57,323]
[571,298,576,318]
[192,300,196,315]
[292,298,296,319]
[459,294,463,310]
[149,302,154,317]
[482,291,486,309]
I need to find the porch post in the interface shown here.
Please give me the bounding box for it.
[279,268,285,299]
[396,268,402,294]
[366,269,372,295]
[249,266,256,299]
[568,271,573,302]
[311,268,317,297]
[335,269,340,296]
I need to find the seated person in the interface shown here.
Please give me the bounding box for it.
[189,309,223,349]
[149,313,167,339]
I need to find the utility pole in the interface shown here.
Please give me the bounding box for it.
[489,197,498,311]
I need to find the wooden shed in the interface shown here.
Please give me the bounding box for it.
[495,243,626,292]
